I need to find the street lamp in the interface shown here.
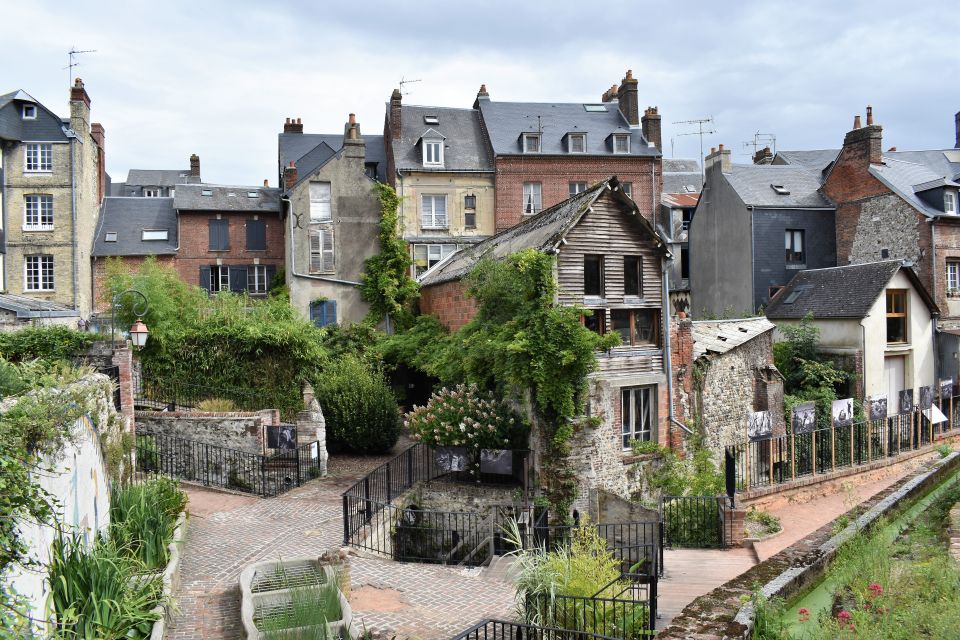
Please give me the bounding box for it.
[111,289,150,350]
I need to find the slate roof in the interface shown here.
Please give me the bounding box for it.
[175,184,280,213]
[692,317,775,359]
[772,149,839,174]
[419,178,666,286]
[725,164,833,208]
[870,151,960,218]
[391,104,493,172]
[765,260,937,320]
[278,132,387,184]
[125,169,190,187]
[0,293,78,318]
[0,89,69,143]
[477,98,658,157]
[662,158,703,195]
[92,198,178,257]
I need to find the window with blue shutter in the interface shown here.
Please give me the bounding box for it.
[209,219,229,250]
[246,219,266,250]
[309,300,337,327]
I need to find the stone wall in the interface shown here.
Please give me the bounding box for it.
[134,410,278,454]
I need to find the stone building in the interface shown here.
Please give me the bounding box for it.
[0,80,106,319]
[419,179,683,511]
[689,144,837,318]
[278,115,386,326]
[383,90,496,278]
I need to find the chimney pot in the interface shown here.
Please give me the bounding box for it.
[283,117,304,134]
[349,113,356,125]
[718,143,724,151]
[866,105,874,126]
[888,146,897,152]
[189,153,200,178]
[479,84,487,93]
[263,179,269,187]
[711,147,716,154]
[625,69,633,80]
[853,115,862,129]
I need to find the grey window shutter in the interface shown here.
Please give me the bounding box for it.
[246,220,266,250]
[219,220,229,250]
[229,266,248,292]
[199,266,211,292]
[208,220,218,250]
[327,300,337,326]
[265,265,276,289]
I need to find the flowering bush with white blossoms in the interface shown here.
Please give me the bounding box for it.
[404,384,527,450]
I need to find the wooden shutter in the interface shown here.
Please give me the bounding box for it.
[246,220,266,250]
[229,266,248,292]
[321,230,334,272]
[309,231,322,272]
[264,265,276,290]
[199,266,211,292]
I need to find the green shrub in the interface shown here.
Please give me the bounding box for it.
[110,477,187,570]
[936,443,952,458]
[316,355,401,454]
[197,397,238,412]
[405,384,527,450]
[0,326,94,363]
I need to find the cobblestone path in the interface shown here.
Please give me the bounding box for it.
[164,450,515,640]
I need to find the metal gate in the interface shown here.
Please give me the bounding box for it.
[661,495,730,548]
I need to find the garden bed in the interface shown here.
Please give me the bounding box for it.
[147,511,188,640]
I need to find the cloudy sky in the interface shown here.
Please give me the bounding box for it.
[4,0,958,186]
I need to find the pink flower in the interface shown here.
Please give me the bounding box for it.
[837,610,851,626]
[868,583,883,597]
[798,607,810,622]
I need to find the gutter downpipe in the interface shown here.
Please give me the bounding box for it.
[663,258,694,437]
[930,220,941,384]
[70,137,78,311]
[281,195,362,286]
[1,145,7,291]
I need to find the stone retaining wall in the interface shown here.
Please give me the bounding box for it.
[135,410,279,454]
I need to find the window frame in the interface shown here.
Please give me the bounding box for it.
[310,299,338,327]
[582,308,606,336]
[309,228,335,273]
[412,243,457,278]
[569,182,588,196]
[22,104,37,119]
[522,182,542,215]
[141,229,169,241]
[246,219,267,251]
[885,289,908,344]
[420,194,449,229]
[946,191,958,215]
[624,255,642,297]
[568,133,586,153]
[613,134,631,154]
[522,133,541,153]
[947,261,960,296]
[583,254,605,297]
[208,219,229,251]
[309,182,332,223]
[25,143,52,172]
[23,194,53,231]
[610,308,661,347]
[785,229,805,266]
[422,139,444,166]
[464,194,477,228]
[209,265,230,293]
[24,255,54,291]
[621,386,656,449]
[247,265,269,294]
[621,182,633,199]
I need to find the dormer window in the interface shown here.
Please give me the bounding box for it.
[22,104,36,119]
[423,139,443,166]
[523,133,541,153]
[771,184,791,196]
[613,134,630,154]
[568,133,586,153]
[945,191,957,215]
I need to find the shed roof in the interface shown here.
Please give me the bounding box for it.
[772,149,839,174]
[92,197,178,257]
[0,293,78,318]
[692,317,775,359]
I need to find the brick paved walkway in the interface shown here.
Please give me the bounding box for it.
[164,449,515,640]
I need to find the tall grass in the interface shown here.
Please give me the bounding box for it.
[255,574,343,639]
[110,477,187,569]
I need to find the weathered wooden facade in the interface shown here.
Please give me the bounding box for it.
[419,178,676,512]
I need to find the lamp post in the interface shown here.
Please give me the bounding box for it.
[111,289,150,350]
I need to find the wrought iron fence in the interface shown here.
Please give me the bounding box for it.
[451,620,622,640]
[525,517,661,578]
[726,405,959,494]
[661,495,730,548]
[134,432,321,498]
[133,374,264,412]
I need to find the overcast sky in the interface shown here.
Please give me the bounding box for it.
[4,0,958,186]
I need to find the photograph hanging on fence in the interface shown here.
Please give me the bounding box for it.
[919,385,934,410]
[941,379,954,402]
[832,398,854,428]
[748,410,772,441]
[479,449,513,475]
[267,424,297,450]
[434,446,468,472]
[868,394,888,421]
[899,389,914,414]
[792,402,816,434]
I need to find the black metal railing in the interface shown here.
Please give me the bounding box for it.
[133,374,264,412]
[451,620,621,640]
[525,518,661,578]
[726,404,960,494]
[134,432,321,498]
[661,495,729,548]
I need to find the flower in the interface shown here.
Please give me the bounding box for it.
[868,583,883,597]
[798,607,810,622]
[837,610,851,626]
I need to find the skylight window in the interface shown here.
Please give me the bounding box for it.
[247,192,258,198]
[104,232,118,242]
[142,229,169,241]
[583,104,608,112]
[423,115,439,125]
[783,290,802,304]
[771,184,791,195]
[201,189,213,196]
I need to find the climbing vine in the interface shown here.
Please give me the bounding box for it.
[360,182,419,327]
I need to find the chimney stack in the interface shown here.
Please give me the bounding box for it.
[641,106,662,152]
[189,154,200,178]
[705,144,732,173]
[616,69,640,126]
[69,77,91,132]
[955,110,959,149]
[843,106,883,165]
[601,84,618,103]
[389,89,402,137]
[283,161,298,191]
[343,113,365,166]
[753,146,774,164]
[472,84,489,110]
[283,117,303,134]
[263,179,269,187]
[90,123,106,202]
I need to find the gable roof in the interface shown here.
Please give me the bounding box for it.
[725,164,833,208]
[278,132,388,184]
[765,260,938,320]
[391,104,492,172]
[772,149,840,174]
[175,184,280,213]
[869,151,960,219]
[477,98,658,157]
[125,169,191,187]
[92,197,178,257]
[419,178,666,287]
[0,89,70,143]
[692,317,775,359]
[662,158,703,195]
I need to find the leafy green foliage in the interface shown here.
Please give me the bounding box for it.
[405,384,527,449]
[360,182,419,326]
[0,326,94,363]
[109,477,187,570]
[315,355,401,454]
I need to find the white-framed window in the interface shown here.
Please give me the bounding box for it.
[143,189,160,197]
[309,182,332,222]
[24,194,53,230]
[785,229,805,265]
[946,191,958,215]
[464,194,477,228]
[22,104,36,119]
[104,232,118,242]
[412,243,457,278]
[142,229,168,241]
[169,189,176,198]
[423,139,443,166]
[568,133,586,153]
[24,255,54,291]
[522,133,541,153]
[421,194,448,229]
[210,265,230,292]
[621,182,633,199]
[948,261,960,296]
[569,182,587,196]
[523,182,542,215]
[613,134,631,154]
[25,144,52,172]
[622,386,656,448]
[248,265,269,294]
[309,229,335,273]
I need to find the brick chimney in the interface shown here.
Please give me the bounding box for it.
[955,110,959,148]
[601,84,618,103]
[389,89,402,137]
[641,106,662,152]
[753,146,774,164]
[263,179,269,187]
[69,77,91,132]
[343,113,366,167]
[616,70,640,126]
[472,84,489,110]
[705,144,732,173]
[189,153,200,178]
[283,161,298,191]
[90,123,106,202]
[842,106,883,166]
[283,117,303,134]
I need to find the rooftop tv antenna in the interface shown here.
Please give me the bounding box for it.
[398,76,422,96]
[64,47,97,87]
[743,132,777,159]
[672,116,715,180]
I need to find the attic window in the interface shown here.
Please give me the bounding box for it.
[247,192,258,198]
[523,133,541,153]
[613,134,630,154]
[583,104,608,112]
[104,232,118,242]
[771,184,791,195]
[423,115,439,125]
[568,133,586,153]
[201,189,213,196]
[142,229,168,241]
[22,104,37,119]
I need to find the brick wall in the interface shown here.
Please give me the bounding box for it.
[493,156,659,231]
[176,211,285,288]
[419,279,478,331]
[92,255,176,313]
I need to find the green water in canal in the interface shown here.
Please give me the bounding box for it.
[781,466,960,637]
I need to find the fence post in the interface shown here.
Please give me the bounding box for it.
[868,420,872,463]
[363,477,371,525]
[791,431,795,480]
[812,431,817,477]
[831,425,836,472]
[745,445,751,490]
[407,446,414,489]
[343,495,350,545]
[911,411,916,450]
[768,439,774,485]
[850,423,854,467]
[386,459,393,505]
